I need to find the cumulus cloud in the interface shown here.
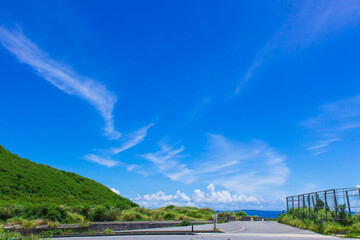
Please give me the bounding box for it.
[110,187,120,195]
[193,184,259,204]
[0,26,121,139]
[140,134,289,198]
[133,184,284,210]
[142,190,191,202]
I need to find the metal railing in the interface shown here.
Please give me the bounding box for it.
[286,187,360,221]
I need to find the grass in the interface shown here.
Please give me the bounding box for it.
[278,208,360,236]
[343,232,360,238]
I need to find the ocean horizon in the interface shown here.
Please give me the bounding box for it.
[216,210,283,219]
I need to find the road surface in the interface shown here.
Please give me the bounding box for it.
[53,221,350,240]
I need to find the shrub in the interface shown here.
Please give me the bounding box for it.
[104,228,113,234]
[164,212,176,220]
[165,205,176,210]
[89,206,108,222]
[349,222,360,233]
[0,230,23,239]
[0,206,11,221]
[47,221,60,228]
[22,219,37,229]
[177,220,191,226]
[235,211,248,217]
[177,214,190,221]
[64,212,85,223]
[5,217,26,225]
[118,209,147,221]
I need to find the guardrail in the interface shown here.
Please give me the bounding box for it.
[286,187,360,221]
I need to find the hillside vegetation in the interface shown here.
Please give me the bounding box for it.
[0,145,215,225]
[0,144,136,208]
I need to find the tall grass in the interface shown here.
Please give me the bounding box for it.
[278,208,360,235]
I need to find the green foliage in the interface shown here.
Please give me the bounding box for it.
[316,199,325,209]
[344,232,359,238]
[64,212,85,223]
[278,209,360,235]
[165,205,176,210]
[104,228,113,234]
[235,211,248,217]
[177,220,191,226]
[0,146,216,227]
[217,210,248,220]
[0,227,40,240]
[0,145,137,208]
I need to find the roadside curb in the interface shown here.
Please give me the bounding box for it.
[42,230,223,238]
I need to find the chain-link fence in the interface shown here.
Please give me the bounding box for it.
[286,187,360,221]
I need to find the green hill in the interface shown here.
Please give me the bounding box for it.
[0,144,137,208]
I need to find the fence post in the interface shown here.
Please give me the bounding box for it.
[307,194,311,217]
[292,196,294,210]
[345,191,351,216]
[333,189,338,221]
[315,192,319,213]
[324,191,328,220]
[311,195,315,207]
[303,195,306,208]
[286,197,289,212]
[298,195,300,213]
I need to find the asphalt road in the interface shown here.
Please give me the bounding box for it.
[53,221,351,240]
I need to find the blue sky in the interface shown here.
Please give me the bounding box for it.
[1,0,360,210]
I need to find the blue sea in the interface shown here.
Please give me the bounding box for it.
[217,210,283,218]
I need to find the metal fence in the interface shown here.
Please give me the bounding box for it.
[286,187,360,221]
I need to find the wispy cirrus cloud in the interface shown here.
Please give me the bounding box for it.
[140,143,193,182]
[307,138,340,155]
[111,123,154,154]
[140,134,289,198]
[83,154,119,168]
[0,26,156,166]
[84,123,154,167]
[0,26,120,139]
[235,1,360,95]
[303,95,360,154]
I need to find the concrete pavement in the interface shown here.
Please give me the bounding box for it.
[53,221,352,240]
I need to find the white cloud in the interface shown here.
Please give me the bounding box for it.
[304,95,360,131]
[83,154,119,167]
[140,144,194,182]
[112,123,154,154]
[82,123,154,167]
[0,26,121,139]
[110,187,120,195]
[133,184,285,210]
[307,138,340,155]
[303,95,360,154]
[235,1,360,95]
[140,134,289,198]
[141,190,191,202]
[192,184,260,204]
